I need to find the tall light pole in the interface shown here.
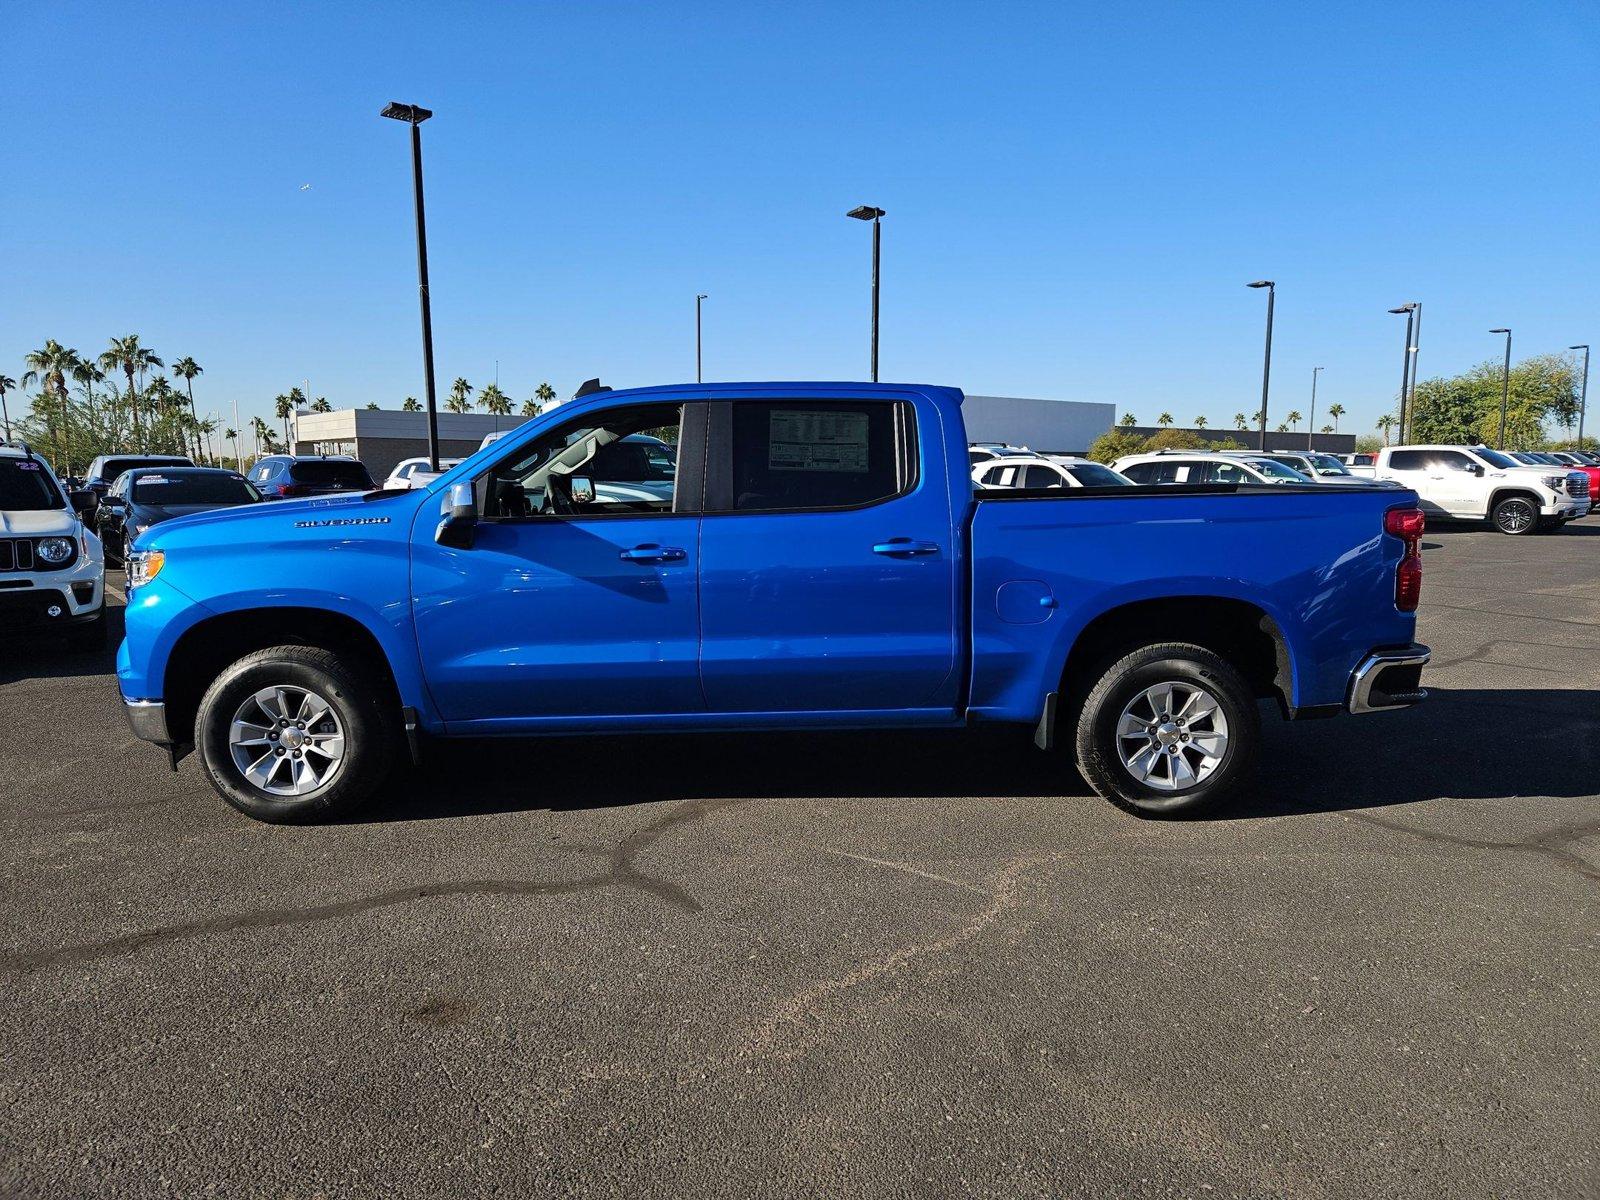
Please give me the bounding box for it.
[1406,302,1423,443]
[847,206,886,382]
[1570,344,1590,448]
[1247,280,1275,450]
[1490,328,1512,449]
[1308,366,1323,450]
[380,101,442,472]
[1388,304,1417,443]
[695,294,708,383]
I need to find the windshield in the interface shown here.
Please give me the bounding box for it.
[132,473,260,505]
[1473,447,1519,470]
[288,461,375,486]
[1063,462,1131,486]
[1305,453,1349,475]
[1245,458,1311,481]
[0,458,64,510]
[99,456,189,483]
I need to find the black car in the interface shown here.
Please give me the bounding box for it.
[82,453,195,512]
[248,455,375,500]
[96,467,261,563]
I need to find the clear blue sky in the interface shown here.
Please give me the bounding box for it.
[4,1,1597,438]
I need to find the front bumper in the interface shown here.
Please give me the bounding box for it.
[1347,644,1431,714]
[123,698,172,744]
[1540,495,1589,519]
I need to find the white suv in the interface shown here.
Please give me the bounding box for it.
[973,455,1132,489]
[1373,444,1590,534]
[1111,450,1312,485]
[0,441,107,646]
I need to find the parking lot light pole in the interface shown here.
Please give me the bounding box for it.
[1247,281,1275,450]
[1570,344,1590,448]
[380,100,441,472]
[847,206,886,382]
[1407,302,1423,443]
[696,294,707,383]
[1491,328,1513,449]
[1308,366,1323,450]
[1388,305,1417,443]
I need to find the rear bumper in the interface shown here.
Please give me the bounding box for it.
[1347,644,1430,714]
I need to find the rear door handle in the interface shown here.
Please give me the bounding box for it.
[620,544,687,564]
[873,538,940,557]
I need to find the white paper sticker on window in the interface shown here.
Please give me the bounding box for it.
[769,409,869,473]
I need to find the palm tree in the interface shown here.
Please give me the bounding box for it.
[1286,410,1302,432]
[72,361,105,440]
[1326,402,1346,433]
[1156,412,1173,428]
[365,402,380,410]
[535,382,556,408]
[100,335,159,448]
[1275,421,1289,433]
[1376,414,1398,445]
[225,427,240,468]
[520,399,539,416]
[446,377,474,414]
[310,396,333,414]
[1119,412,1138,428]
[1320,424,1334,435]
[0,375,16,440]
[401,397,422,412]
[23,340,83,470]
[250,415,272,463]
[1251,410,1264,427]
[1194,415,1208,429]
[171,356,205,463]
[1233,412,1248,431]
[273,394,294,447]
[478,383,511,416]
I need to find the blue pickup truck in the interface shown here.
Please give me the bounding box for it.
[118,382,1429,823]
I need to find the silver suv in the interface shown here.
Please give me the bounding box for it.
[0,441,107,647]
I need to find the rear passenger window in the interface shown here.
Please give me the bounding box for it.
[1387,451,1426,471]
[1204,462,1247,484]
[1022,465,1062,489]
[728,401,906,512]
[1121,463,1154,483]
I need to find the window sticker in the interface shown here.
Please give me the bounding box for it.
[17,461,40,471]
[768,409,869,473]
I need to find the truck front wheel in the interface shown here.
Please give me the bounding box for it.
[1074,643,1260,818]
[1490,496,1538,535]
[194,644,399,824]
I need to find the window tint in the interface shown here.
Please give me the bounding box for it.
[132,473,260,505]
[487,403,681,518]
[0,459,63,511]
[1202,461,1248,484]
[1386,451,1427,471]
[1022,464,1063,489]
[729,401,903,512]
[1063,462,1129,487]
[1120,462,1154,483]
[1470,447,1517,470]
[289,461,375,487]
[1431,450,1475,472]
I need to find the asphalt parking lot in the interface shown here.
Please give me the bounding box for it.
[2,528,1596,1199]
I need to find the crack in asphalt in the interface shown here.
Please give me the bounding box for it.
[1348,812,1600,884]
[1,796,747,975]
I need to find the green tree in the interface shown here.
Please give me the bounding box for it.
[1326,402,1346,432]
[1233,412,1247,430]
[1354,433,1383,454]
[171,356,205,462]
[1119,412,1137,428]
[1193,415,1208,429]
[1286,410,1302,431]
[365,402,380,410]
[310,396,333,414]
[401,397,422,412]
[1319,424,1333,435]
[1409,354,1579,448]
[446,377,474,414]
[1376,414,1397,445]
[520,399,539,416]
[23,340,83,471]
[99,336,154,447]
[535,382,556,408]
[1086,428,1149,464]
[1275,421,1289,433]
[224,427,240,468]
[273,393,294,446]
[1156,412,1174,428]
[0,374,14,439]
[1146,428,1212,451]
[478,382,511,416]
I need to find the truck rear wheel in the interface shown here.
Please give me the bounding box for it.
[194,644,398,824]
[1074,643,1259,818]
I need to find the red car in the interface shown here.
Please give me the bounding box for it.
[1545,452,1600,501]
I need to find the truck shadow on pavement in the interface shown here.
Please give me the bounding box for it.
[0,606,126,685]
[363,685,1598,824]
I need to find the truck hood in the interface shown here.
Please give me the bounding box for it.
[138,490,418,545]
[0,508,78,536]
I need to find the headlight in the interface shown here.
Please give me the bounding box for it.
[1541,474,1565,490]
[36,537,74,564]
[126,549,165,590]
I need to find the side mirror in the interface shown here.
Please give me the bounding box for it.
[435,482,477,550]
[1467,463,1485,475]
[569,475,596,506]
[70,489,98,516]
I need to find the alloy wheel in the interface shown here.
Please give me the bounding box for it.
[228,685,347,796]
[1115,681,1230,792]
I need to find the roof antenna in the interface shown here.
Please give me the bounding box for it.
[573,378,611,399]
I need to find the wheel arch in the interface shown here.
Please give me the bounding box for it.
[163,607,404,748]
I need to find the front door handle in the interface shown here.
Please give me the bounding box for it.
[872,538,940,557]
[620,543,687,564]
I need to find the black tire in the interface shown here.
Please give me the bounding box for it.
[194,644,398,824]
[1073,642,1260,818]
[1491,495,1538,535]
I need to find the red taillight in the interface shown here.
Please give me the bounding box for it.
[276,483,309,498]
[1385,506,1424,612]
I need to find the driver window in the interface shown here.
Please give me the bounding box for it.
[485,403,682,519]
[1204,462,1246,484]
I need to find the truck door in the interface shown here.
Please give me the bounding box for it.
[1426,449,1485,516]
[696,395,959,715]
[1380,450,1445,514]
[411,401,707,727]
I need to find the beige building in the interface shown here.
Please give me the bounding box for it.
[289,409,536,482]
